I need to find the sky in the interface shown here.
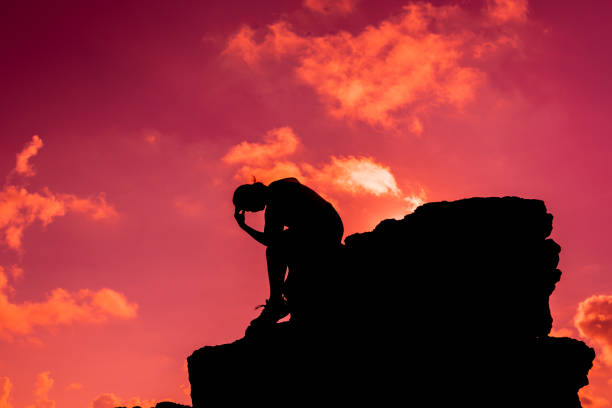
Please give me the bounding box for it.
[1,0,612,406]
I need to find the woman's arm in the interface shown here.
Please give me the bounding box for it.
[235,208,271,246]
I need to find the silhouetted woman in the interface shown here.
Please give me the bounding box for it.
[233,177,343,327]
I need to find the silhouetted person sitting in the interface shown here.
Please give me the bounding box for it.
[233,177,344,328]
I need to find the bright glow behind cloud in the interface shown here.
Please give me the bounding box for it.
[305,156,401,196]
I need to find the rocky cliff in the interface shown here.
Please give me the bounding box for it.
[183,197,595,407]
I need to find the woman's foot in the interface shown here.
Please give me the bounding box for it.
[249,298,290,327]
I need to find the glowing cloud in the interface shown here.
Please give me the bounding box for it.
[224,128,425,209]
[223,127,299,166]
[26,372,55,408]
[487,0,528,22]
[223,25,261,67]
[575,294,612,365]
[404,187,427,213]
[90,393,156,408]
[1,136,117,251]
[0,377,12,408]
[15,135,43,176]
[0,186,117,250]
[305,156,401,196]
[0,268,137,339]
[223,2,527,129]
[579,385,610,408]
[65,383,83,391]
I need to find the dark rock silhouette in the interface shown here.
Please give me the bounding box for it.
[191,197,596,406]
[115,402,190,408]
[147,197,596,407]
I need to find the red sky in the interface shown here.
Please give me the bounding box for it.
[1,0,612,407]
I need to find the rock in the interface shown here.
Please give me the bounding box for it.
[185,197,594,407]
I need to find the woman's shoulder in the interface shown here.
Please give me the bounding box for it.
[269,177,300,187]
[268,177,300,193]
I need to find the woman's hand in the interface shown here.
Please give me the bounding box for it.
[234,208,246,227]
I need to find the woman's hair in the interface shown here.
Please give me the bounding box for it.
[232,182,266,209]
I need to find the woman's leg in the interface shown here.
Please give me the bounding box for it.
[265,244,288,303]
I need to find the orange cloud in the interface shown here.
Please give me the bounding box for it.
[0,268,137,339]
[90,393,157,408]
[224,2,529,130]
[26,372,54,408]
[224,25,261,67]
[0,377,13,408]
[1,136,117,251]
[404,187,427,213]
[224,128,426,212]
[305,156,401,196]
[9,266,23,281]
[487,0,528,23]
[15,135,43,176]
[579,385,610,408]
[223,127,299,166]
[65,383,83,391]
[0,186,117,251]
[304,0,356,15]
[575,294,612,365]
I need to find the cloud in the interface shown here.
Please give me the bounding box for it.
[304,0,356,15]
[224,127,404,197]
[305,156,401,196]
[90,393,156,408]
[0,377,13,408]
[26,372,54,408]
[404,187,427,213]
[9,266,23,281]
[1,136,117,251]
[0,186,117,251]
[487,0,528,23]
[579,385,610,408]
[223,2,526,130]
[0,268,137,339]
[15,135,43,176]
[180,360,191,397]
[575,294,612,365]
[223,127,299,166]
[65,383,83,391]
[224,127,426,214]
[223,26,262,67]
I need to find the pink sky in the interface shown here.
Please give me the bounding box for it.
[1,1,612,406]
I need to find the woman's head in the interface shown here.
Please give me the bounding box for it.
[233,182,268,212]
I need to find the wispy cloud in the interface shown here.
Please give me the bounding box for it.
[224,127,426,212]
[26,371,55,408]
[223,127,299,166]
[0,268,137,340]
[0,377,13,408]
[90,393,157,408]
[15,135,44,177]
[487,0,528,23]
[223,2,527,131]
[1,136,117,251]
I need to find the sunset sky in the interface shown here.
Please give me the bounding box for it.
[1,0,612,407]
